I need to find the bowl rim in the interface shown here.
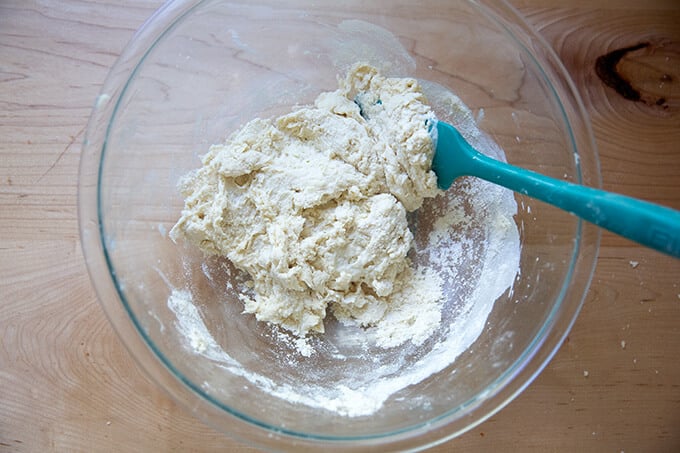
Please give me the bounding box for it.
[78,0,601,450]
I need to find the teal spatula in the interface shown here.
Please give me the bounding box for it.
[432,121,680,258]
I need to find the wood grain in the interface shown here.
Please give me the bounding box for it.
[1,1,679,452]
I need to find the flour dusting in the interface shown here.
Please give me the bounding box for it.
[164,20,520,418]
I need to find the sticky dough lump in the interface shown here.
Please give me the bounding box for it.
[170,64,440,338]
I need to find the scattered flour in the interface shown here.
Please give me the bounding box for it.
[163,99,521,418]
[163,21,520,418]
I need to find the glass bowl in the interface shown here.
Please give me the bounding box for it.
[79,0,600,450]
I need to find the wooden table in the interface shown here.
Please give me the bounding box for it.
[1,1,678,451]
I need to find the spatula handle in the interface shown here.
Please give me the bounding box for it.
[469,151,680,258]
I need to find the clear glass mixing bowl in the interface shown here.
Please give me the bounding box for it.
[79,0,600,450]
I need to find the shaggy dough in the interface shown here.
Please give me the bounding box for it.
[170,64,440,338]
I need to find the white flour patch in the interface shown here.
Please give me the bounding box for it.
[164,20,520,418]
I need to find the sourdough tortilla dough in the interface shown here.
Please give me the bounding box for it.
[170,64,442,344]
